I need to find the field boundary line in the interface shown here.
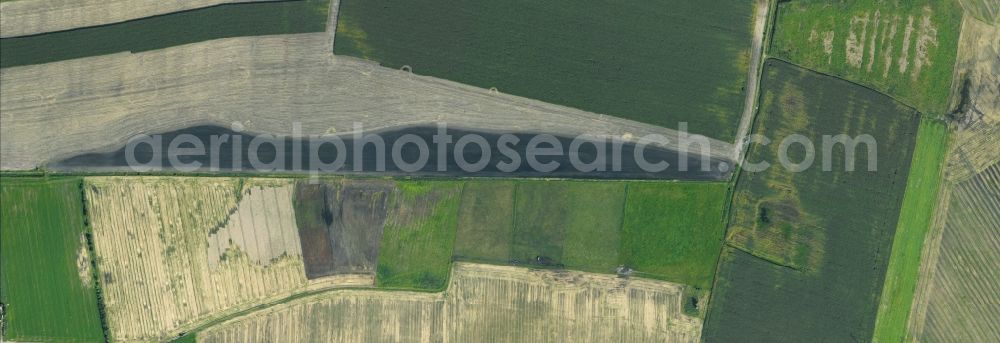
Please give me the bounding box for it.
[0,0,302,40]
[733,0,774,164]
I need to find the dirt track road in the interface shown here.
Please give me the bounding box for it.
[732,0,772,164]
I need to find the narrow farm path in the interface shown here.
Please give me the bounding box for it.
[732,0,772,165]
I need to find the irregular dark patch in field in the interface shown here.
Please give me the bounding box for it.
[52,125,731,180]
[704,59,920,342]
[293,180,391,279]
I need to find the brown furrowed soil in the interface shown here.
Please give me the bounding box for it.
[198,263,702,342]
[293,179,392,278]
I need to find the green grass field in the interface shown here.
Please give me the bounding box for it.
[453,180,730,284]
[872,120,950,343]
[453,181,515,263]
[620,182,729,289]
[0,177,105,342]
[512,181,625,272]
[0,0,330,68]
[772,0,963,115]
[335,0,756,141]
[376,181,463,290]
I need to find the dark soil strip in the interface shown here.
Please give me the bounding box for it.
[51,125,732,180]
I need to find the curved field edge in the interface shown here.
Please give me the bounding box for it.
[195,263,703,342]
[771,0,963,115]
[871,119,950,342]
[0,0,331,68]
[334,0,756,142]
[0,177,106,342]
[0,0,280,38]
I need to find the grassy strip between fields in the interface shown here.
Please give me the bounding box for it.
[872,119,950,343]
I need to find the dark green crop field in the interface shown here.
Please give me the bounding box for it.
[335,0,757,141]
[704,60,920,342]
[0,0,330,68]
[0,177,105,342]
[772,0,962,115]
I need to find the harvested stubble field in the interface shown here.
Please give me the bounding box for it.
[84,177,369,341]
[335,0,756,142]
[871,120,949,342]
[944,16,1000,182]
[0,31,734,171]
[704,60,920,342]
[198,263,702,342]
[907,162,1000,342]
[0,177,105,342]
[0,0,330,68]
[905,18,1000,342]
[772,0,963,115]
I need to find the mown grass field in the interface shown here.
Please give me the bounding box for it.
[704,60,920,342]
[512,181,625,272]
[0,177,105,342]
[0,0,330,68]
[376,181,463,290]
[620,182,729,289]
[335,0,756,141]
[453,181,515,264]
[772,0,963,115]
[452,180,730,286]
[872,120,949,342]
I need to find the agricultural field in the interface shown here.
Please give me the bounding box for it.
[512,181,625,272]
[376,181,463,290]
[959,0,999,24]
[197,263,702,342]
[0,0,330,68]
[907,162,1000,342]
[293,180,391,279]
[772,0,963,115]
[872,120,949,342]
[906,17,1000,342]
[84,177,315,341]
[453,181,515,264]
[704,60,920,342]
[0,177,105,342]
[334,0,758,141]
[452,180,730,288]
[945,16,1000,182]
[620,182,729,289]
